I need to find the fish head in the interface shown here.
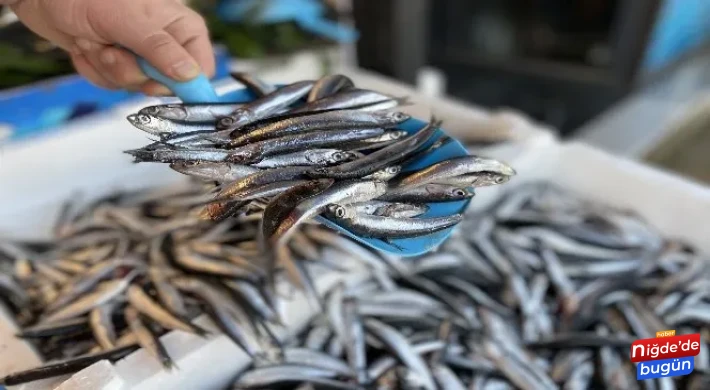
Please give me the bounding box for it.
[377,110,411,124]
[369,165,402,181]
[384,130,409,141]
[469,171,513,187]
[426,184,474,200]
[143,104,188,121]
[470,157,516,177]
[126,114,168,135]
[326,204,356,220]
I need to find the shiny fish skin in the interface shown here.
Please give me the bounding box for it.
[139,103,242,123]
[218,80,315,130]
[225,128,386,164]
[169,162,259,182]
[307,74,355,102]
[125,148,234,164]
[325,204,463,239]
[390,155,516,193]
[350,201,429,218]
[269,180,389,245]
[126,114,214,137]
[377,184,474,203]
[308,118,439,180]
[252,149,361,169]
[229,110,408,147]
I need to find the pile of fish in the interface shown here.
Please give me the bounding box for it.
[0,180,388,386]
[122,73,516,270]
[228,182,710,390]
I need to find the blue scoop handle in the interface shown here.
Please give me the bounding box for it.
[135,56,222,103]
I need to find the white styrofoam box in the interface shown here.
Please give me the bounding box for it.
[471,140,710,254]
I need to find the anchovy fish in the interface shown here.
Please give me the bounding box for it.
[307,74,355,102]
[126,114,214,137]
[229,110,409,147]
[226,128,386,164]
[217,80,315,130]
[139,103,242,123]
[325,204,463,239]
[252,149,361,169]
[390,155,516,193]
[308,119,439,180]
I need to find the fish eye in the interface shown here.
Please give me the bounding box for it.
[393,112,407,121]
[334,206,346,218]
[219,117,234,127]
[333,152,345,160]
[387,166,400,174]
[454,189,467,196]
[495,176,506,184]
[138,115,151,124]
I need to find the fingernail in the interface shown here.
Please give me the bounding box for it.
[171,60,200,80]
[75,38,94,52]
[100,50,116,65]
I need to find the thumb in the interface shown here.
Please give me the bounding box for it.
[107,17,201,82]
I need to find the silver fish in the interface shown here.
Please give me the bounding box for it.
[268,180,388,245]
[229,110,409,147]
[226,128,386,164]
[309,120,438,180]
[126,114,213,137]
[138,103,242,123]
[378,184,474,203]
[252,149,361,168]
[307,74,355,102]
[350,201,429,218]
[391,155,516,193]
[169,162,259,182]
[325,204,463,239]
[218,80,315,130]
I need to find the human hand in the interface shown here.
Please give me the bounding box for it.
[10,0,215,96]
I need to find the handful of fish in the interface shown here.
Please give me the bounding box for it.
[228,182,710,390]
[123,73,516,265]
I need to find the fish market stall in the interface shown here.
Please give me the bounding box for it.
[2,72,710,390]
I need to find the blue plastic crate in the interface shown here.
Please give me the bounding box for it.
[0,47,231,143]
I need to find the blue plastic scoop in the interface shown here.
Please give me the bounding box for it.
[135,58,472,257]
